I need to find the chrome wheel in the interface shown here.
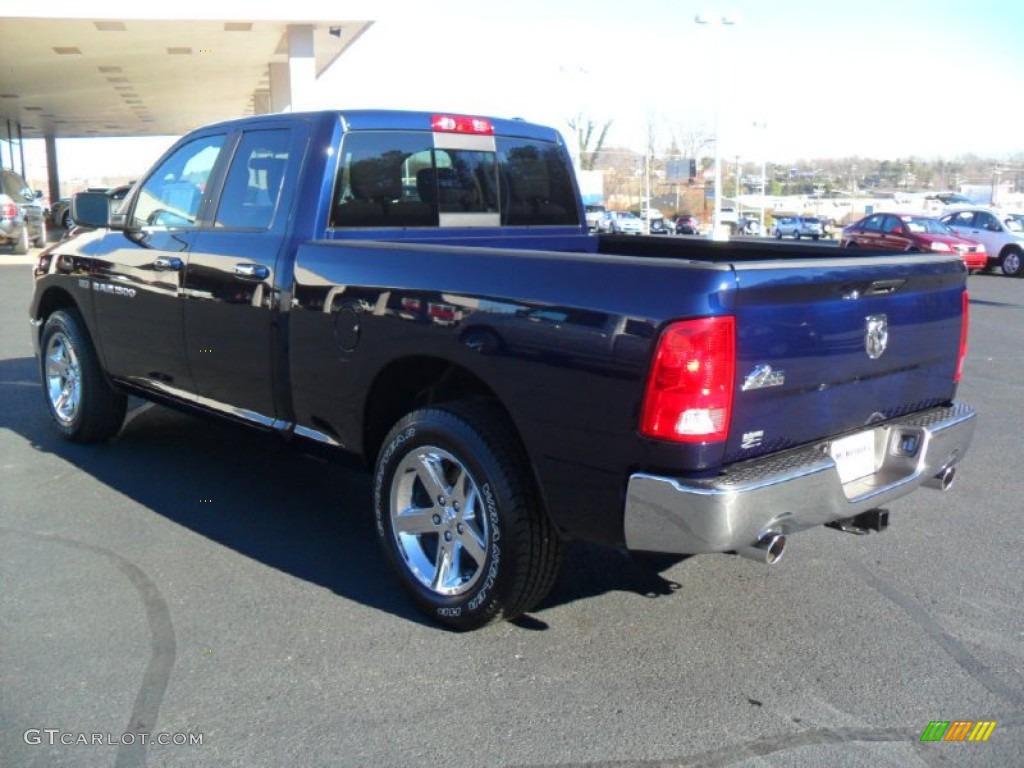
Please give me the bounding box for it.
[390,445,489,597]
[1002,250,1022,277]
[44,332,82,427]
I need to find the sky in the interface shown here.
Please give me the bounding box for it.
[20,0,1024,184]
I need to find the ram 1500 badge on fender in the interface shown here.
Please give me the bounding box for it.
[30,110,976,629]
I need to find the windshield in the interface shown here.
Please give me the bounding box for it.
[903,216,951,235]
[936,193,973,204]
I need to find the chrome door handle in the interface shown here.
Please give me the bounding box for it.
[153,256,183,271]
[234,263,269,280]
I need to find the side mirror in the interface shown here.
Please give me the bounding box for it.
[34,189,44,199]
[70,191,120,230]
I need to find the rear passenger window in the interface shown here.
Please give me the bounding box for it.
[330,131,579,229]
[216,129,291,229]
[332,133,436,228]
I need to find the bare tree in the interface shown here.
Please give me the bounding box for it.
[665,119,714,164]
[567,113,613,171]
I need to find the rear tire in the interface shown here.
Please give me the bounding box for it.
[40,309,127,442]
[373,402,563,630]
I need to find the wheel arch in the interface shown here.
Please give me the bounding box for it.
[32,286,82,345]
[362,355,524,470]
[999,243,1023,260]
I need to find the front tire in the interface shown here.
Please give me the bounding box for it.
[40,309,127,442]
[33,219,47,247]
[373,403,562,630]
[1000,248,1023,277]
[13,225,29,255]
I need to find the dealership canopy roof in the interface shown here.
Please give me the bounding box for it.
[0,4,373,140]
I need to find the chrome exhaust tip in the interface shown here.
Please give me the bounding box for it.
[924,466,957,492]
[736,532,787,565]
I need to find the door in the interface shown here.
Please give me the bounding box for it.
[879,214,910,250]
[962,210,1003,257]
[91,133,226,394]
[852,213,886,248]
[184,126,301,422]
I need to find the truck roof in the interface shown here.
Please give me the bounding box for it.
[196,109,564,144]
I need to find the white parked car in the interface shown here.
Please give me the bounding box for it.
[604,210,644,235]
[736,214,761,236]
[940,207,1024,277]
[584,204,606,232]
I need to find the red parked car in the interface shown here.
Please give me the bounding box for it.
[840,212,987,271]
[674,214,701,235]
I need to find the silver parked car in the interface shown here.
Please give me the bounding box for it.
[1,169,47,254]
[772,215,822,240]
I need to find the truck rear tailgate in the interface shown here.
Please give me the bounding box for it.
[725,254,966,464]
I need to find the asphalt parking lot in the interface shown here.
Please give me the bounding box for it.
[1,250,1022,767]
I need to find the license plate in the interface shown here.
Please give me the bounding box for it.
[830,431,876,484]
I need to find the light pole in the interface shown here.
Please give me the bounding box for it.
[695,11,736,241]
[735,154,741,203]
[752,120,767,236]
[644,136,652,233]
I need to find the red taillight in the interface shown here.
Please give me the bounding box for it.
[640,316,736,443]
[431,114,494,135]
[955,290,969,383]
[1,201,17,218]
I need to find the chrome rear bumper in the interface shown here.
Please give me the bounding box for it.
[623,402,976,555]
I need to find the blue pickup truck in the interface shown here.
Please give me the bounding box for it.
[30,110,976,629]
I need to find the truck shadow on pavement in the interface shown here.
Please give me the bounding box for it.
[1,355,687,629]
